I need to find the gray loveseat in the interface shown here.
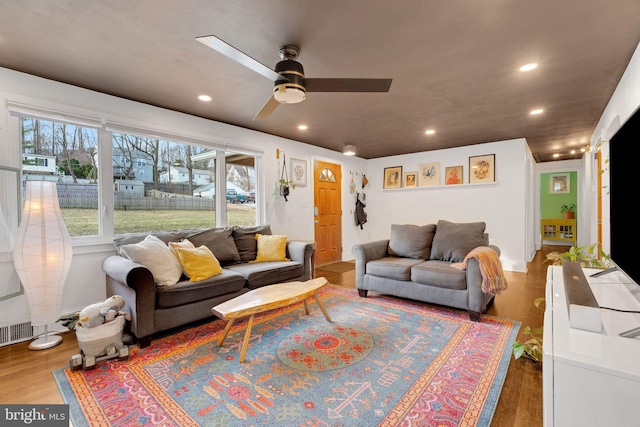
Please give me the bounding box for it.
[352,220,499,320]
[102,225,314,347]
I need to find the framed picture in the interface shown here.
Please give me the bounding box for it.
[419,162,440,187]
[290,158,307,187]
[549,172,570,194]
[469,154,495,183]
[404,171,418,188]
[383,166,402,189]
[445,166,463,185]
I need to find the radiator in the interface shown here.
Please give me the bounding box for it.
[0,322,34,346]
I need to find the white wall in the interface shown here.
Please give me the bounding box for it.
[0,67,530,334]
[590,41,640,254]
[363,139,531,272]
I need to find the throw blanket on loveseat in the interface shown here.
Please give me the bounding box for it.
[451,246,508,295]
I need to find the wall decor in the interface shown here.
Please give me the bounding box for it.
[549,172,570,194]
[419,162,440,187]
[383,166,402,189]
[469,154,495,183]
[404,171,418,188]
[445,166,463,185]
[290,158,307,187]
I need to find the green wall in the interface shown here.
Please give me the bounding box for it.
[540,171,578,219]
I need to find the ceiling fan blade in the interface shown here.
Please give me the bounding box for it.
[253,95,281,120]
[196,35,284,82]
[305,78,392,92]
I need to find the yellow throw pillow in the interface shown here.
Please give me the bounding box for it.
[173,245,222,282]
[169,239,196,278]
[251,234,289,263]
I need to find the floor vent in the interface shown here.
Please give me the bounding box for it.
[0,322,34,346]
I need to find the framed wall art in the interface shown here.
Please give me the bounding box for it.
[383,166,402,189]
[419,162,440,187]
[404,171,418,188]
[549,172,570,194]
[290,158,307,187]
[445,166,463,185]
[469,154,495,183]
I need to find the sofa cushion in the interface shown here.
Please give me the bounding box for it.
[173,245,223,282]
[120,235,183,287]
[233,225,272,262]
[366,257,426,281]
[155,269,246,309]
[252,234,289,262]
[387,224,436,259]
[430,220,487,262]
[169,239,196,277]
[185,227,241,266]
[113,231,183,255]
[411,260,468,290]
[225,261,303,289]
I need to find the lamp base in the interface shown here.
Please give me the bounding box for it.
[29,333,62,351]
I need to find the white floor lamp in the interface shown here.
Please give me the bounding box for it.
[13,180,73,350]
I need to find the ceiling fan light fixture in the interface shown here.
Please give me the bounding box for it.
[343,144,356,156]
[274,83,306,104]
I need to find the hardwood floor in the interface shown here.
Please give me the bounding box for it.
[0,246,559,426]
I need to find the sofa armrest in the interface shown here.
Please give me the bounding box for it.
[466,245,501,315]
[351,240,390,289]
[286,241,315,280]
[102,255,156,341]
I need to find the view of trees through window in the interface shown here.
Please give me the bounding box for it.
[20,117,257,238]
[20,117,100,237]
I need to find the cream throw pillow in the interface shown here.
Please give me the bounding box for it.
[120,235,183,287]
[251,234,289,263]
[173,245,223,282]
[169,239,196,277]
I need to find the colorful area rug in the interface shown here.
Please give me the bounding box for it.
[53,287,520,426]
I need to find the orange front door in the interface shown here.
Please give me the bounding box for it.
[313,160,342,266]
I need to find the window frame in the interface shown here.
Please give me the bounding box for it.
[8,104,265,246]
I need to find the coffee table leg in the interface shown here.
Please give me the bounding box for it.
[303,299,310,315]
[314,294,332,323]
[239,314,254,363]
[218,319,235,346]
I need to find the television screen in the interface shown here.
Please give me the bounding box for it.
[609,106,640,287]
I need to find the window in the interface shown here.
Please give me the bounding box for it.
[111,132,258,235]
[20,117,100,237]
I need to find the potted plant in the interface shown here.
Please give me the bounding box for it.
[513,244,613,364]
[560,203,576,219]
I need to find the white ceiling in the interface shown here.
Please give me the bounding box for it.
[1,1,639,162]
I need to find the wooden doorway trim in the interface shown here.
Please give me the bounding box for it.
[313,160,342,266]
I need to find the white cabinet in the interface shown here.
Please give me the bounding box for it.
[543,266,640,426]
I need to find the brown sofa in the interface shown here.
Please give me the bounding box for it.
[102,225,314,347]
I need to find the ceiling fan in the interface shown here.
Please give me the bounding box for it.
[195,35,393,120]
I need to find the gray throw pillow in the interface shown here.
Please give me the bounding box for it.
[113,231,183,256]
[233,225,272,262]
[387,224,436,259]
[430,220,487,262]
[185,227,240,265]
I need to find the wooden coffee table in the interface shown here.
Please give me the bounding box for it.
[211,277,332,362]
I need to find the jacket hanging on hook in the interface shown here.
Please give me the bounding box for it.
[355,193,367,229]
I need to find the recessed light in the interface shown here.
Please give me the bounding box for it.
[425,129,435,135]
[570,150,576,154]
[530,109,544,115]
[553,153,560,158]
[198,95,212,102]
[519,63,538,72]
[298,124,308,130]
[581,147,586,153]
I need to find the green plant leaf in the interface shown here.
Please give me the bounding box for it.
[512,342,524,359]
